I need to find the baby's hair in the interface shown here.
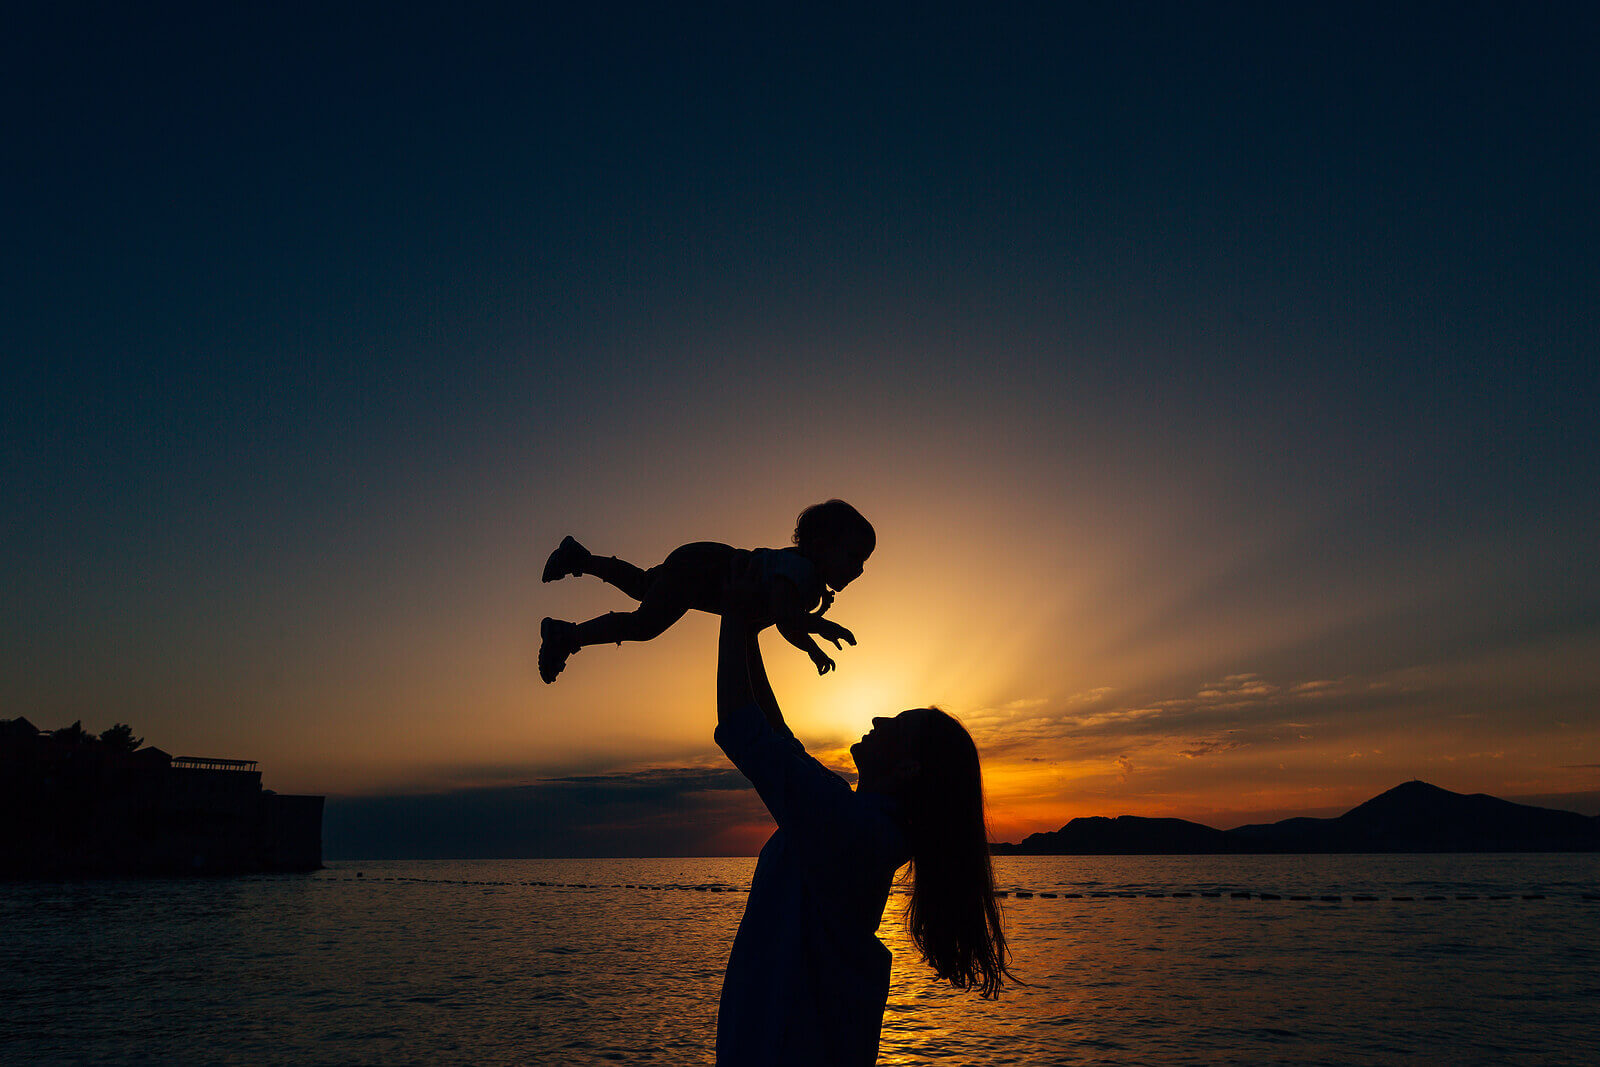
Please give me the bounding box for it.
[793,499,876,554]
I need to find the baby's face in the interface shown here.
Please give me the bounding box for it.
[819,538,872,591]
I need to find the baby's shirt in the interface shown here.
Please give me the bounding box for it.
[751,547,827,614]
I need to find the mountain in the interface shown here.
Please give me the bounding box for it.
[1227,780,1600,853]
[992,781,1600,855]
[996,815,1231,855]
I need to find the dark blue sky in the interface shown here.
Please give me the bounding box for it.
[11,3,1595,518]
[5,2,1598,852]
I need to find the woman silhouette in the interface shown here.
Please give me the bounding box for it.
[714,571,1012,1065]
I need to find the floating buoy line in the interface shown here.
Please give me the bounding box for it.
[318,875,1600,903]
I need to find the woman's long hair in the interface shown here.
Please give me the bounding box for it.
[899,708,1014,998]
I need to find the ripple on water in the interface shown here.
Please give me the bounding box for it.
[1,855,1597,1064]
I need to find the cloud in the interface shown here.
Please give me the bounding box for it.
[1179,738,1246,759]
[987,667,1488,764]
[544,767,750,793]
[1115,756,1134,783]
[969,672,1391,761]
[1186,674,1280,705]
[324,766,772,860]
[972,707,1168,762]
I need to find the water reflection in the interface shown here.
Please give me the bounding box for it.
[2,855,1596,1064]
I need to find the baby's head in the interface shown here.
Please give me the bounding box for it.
[793,499,876,591]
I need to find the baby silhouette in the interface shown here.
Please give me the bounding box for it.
[539,499,874,683]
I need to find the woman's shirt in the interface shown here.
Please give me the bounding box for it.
[714,703,910,1067]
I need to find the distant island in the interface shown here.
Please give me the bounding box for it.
[1,717,323,877]
[992,781,1600,855]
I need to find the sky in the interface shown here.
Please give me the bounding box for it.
[5,2,1598,856]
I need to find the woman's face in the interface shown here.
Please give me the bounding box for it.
[851,709,927,788]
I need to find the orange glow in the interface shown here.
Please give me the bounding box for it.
[33,472,1600,841]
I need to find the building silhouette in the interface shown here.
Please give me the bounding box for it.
[1,717,323,877]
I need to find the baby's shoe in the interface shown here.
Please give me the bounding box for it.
[542,536,590,582]
[539,617,581,683]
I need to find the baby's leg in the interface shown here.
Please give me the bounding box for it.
[584,553,652,601]
[572,563,694,647]
[544,536,655,599]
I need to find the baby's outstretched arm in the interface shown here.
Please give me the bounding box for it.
[769,580,855,675]
[763,580,827,674]
[809,615,855,651]
[776,619,835,674]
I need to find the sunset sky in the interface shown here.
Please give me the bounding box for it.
[6,3,1597,856]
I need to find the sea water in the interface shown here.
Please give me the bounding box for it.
[3,855,1597,1065]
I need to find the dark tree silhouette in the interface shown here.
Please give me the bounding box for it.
[53,720,92,746]
[99,723,143,752]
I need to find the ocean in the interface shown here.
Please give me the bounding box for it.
[4,855,1597,1065]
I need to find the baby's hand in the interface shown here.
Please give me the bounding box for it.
[813,619,856,651]
[811,650,836,675]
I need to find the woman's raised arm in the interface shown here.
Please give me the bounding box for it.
[715,570,826,835]
[718,594,788,736]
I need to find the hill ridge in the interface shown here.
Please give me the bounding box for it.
[993,781,1600,855]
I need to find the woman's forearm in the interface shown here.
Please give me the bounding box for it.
[717,613,788,738]
[745,630,786,732]
[718,613,757,729]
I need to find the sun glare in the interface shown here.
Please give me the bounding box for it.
[797,672,915,743]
